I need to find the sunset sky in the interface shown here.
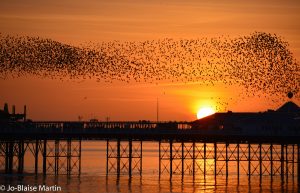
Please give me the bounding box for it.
[0,0,299,121]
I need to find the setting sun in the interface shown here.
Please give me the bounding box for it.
[197,107,215,119]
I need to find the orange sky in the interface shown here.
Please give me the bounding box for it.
[0,0,299,121]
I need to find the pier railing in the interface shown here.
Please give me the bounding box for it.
[0,121,299,137]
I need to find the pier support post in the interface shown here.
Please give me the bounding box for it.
[5,142,9,173]
[270,144,273,179]
[159,140,161,178]
[35,140,39,174]
[17,142,21,173]
[259,143,262,182]
[8,141,13,173]
[285,145,288,181]
[140,140,142,176]
[281,144,284,182]
[170,140,173,180]
[18,140,24,173]
[79,140,82,175]
[292,144,294,178]
[43,140,47,175]
[297,144,300,186]
[192,142,195,180]
[181,141,184,178]
[129,139,132,177]
[248,143,251,182]
[226,143,228,179]
[54,140,59,175]
[106,139,109,175]
[214,142,217,181]
[117,139,120,176]
[237,143,240,183]
[67,140,71,175]
[204,143,206,180]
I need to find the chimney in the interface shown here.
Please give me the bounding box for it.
[4,103,9,114]
[12,105,15,115]
[24,105,27,121]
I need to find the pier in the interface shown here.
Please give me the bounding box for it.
[0,120,299,185]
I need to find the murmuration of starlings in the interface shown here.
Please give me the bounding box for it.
[0,32,299,102]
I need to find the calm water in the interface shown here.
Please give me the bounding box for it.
[0,141,298,193]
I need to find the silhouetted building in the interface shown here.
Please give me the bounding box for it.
[192,102,300,134]
[0,103,27,122]
[276,101,300,113]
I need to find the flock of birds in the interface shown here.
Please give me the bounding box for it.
[0,32,299,104]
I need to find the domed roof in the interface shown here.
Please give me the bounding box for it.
[276,101,300,113]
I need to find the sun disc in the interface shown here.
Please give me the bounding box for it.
[197,107,215,119]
